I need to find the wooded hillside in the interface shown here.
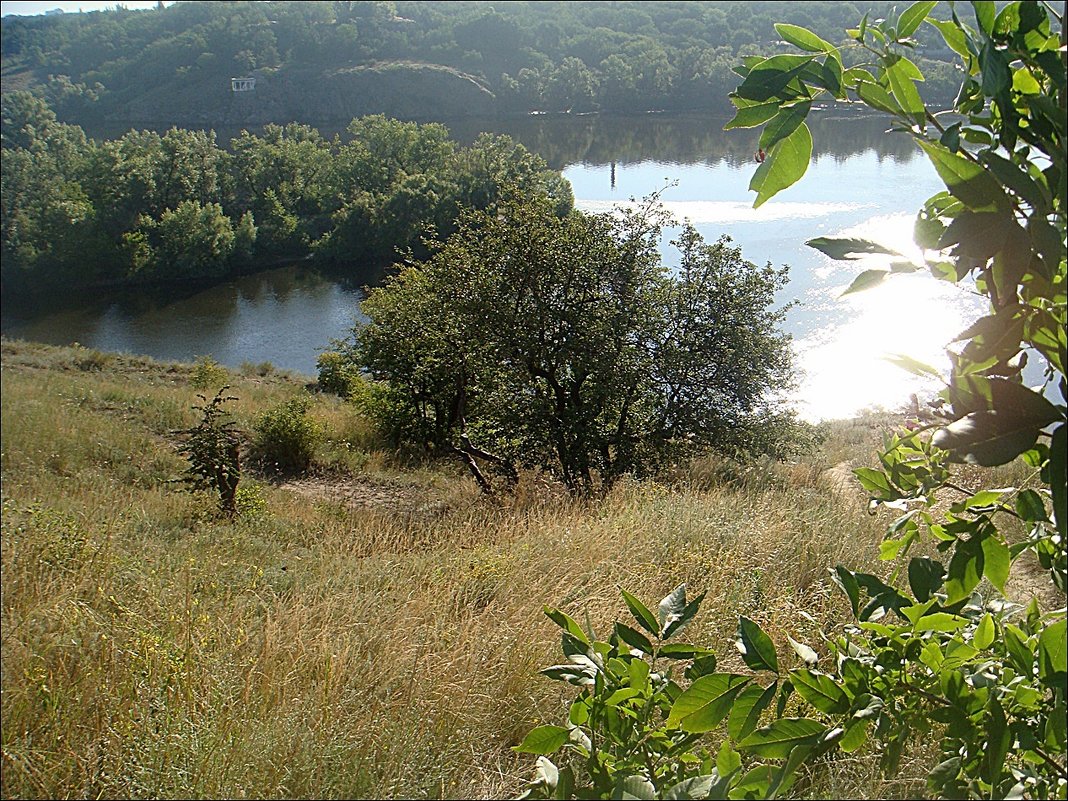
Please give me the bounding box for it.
[1,1,964,126]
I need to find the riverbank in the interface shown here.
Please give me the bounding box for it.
[1,338,928,798]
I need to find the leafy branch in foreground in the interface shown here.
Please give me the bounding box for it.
[722,0,1066,797]
[519,2,1065,798]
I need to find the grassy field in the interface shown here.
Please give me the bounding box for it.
[1,338,936,799]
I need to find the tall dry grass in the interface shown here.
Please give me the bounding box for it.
[1,338,923,799]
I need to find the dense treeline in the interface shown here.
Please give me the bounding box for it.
[0,91,571,293]
[1,1,963,123]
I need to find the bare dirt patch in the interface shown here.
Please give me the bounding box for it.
[279,474,452,519]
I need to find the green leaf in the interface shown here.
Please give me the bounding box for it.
[1012,67,1042,95]
[851,693,884,720]
[806,236,903,261]
[790,669,849,714]
[665,775,718,801]
[832,565,861,617]
[928,757,963,796]
[981,697,1011,786]
[954,488,1011,511]
[686,654,719,680]
[937,209,1014,260]
[1003,625,1033,674]
[555,765,574,800]
[728,682,778,740]
[1015,489,1048,522]
[621,589,659,637]
[629,657,649,689]
[738,718,826,759]
[933,409,1051,466]
[899,1,938,37]
[717,739,743,776]
[734,54,816,102]
[916,612,969,632]
[973,1,996,34]
[736,616,779,673]
[724,100,782,130]
[856,78,904,114]
[615,623,653,655]
[660,643,714,660]
[981,152,1047,208]
[514,725,569,755]
[544,607,589,644]
[974,613,995,649]
[605,688,642,706]
[908,557,945,602]
[768,742,814,798]
[750,122,812,208]
[667,673,751,732]
[945,534,985,605]
[839,720,869,753]
[759,101,812,151]
[928,19,971,61]
[775,22,839,54]
[886,58,926,123]
[854,467,893,496]
[1038,619,1067,686]
[840,269,889,297]
[917,140,1008,211]
[569,699,589,726]
[613,774,656,800]
[731,766,775,798]
[981,535,1010,594]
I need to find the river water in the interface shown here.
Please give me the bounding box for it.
[1,114,987,421]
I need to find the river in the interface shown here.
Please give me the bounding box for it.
[1,113,986,421]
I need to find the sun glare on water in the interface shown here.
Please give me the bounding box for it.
[793,213,987,422]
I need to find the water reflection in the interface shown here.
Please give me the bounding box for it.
[2,266,369,372]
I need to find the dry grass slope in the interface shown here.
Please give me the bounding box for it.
[2,338,943,799]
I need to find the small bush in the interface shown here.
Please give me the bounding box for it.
[250,393,322,475]
[174,387,242,516]
[316,351,359,396]
[190,355,228,390]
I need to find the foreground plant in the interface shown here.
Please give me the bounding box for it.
[520,2,1065,797]
[516,585,833,800]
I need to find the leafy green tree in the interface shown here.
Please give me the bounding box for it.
[354,190,801,496]
[150,200,236,280]
[544,56,599,113]
[229,122,333,254]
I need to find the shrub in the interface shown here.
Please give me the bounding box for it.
[353,192,802,496]
[250,393,322,475]
[174,387,241,516]
[316,350,360,396]
[190,355,228,390]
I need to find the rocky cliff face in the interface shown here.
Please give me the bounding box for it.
[114,62,497,127]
